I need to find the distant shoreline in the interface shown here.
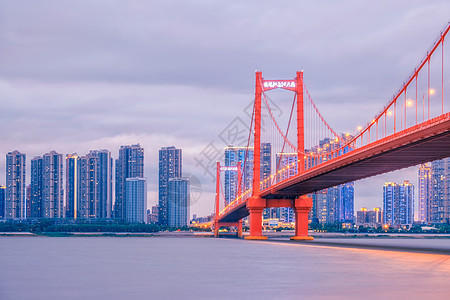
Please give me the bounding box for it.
[1,231,450,239]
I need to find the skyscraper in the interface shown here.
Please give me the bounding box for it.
[224,146,253,205]
[383,181,414,227]
[418,163,432,223]
[115,144,144,220]
[337,182,354,223]
[399,181,414,226]
[26,185,31,218]
[429,158,450,223]
[356,207,382,227]
[356,207,368,225]
[30,156,43,218]
[314,189,328,224]
[66,154,78,219]
[310,183,354,225]
[383,182,396,226]
[42,151,64,218]
[0,185,5,219]
[125,177,147,223]
[158,146,182,226]
[168,177,190,227]
[77,154,90,218]
[96,150,113,219]
[6,150,26,219]
[66,150,113,220]
[77,150,113,219]
[261,143,272,186]
[30,151,64,218]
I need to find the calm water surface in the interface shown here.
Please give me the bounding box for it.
[0,237,449,300]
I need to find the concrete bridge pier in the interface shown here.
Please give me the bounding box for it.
[291,195,314,240]
[244,196,267,240]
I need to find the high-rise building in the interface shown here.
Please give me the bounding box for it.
[30,151,64,219]
[96,150,113,219]
[77,150,113,219]
[314,189,329,224]
[326,186,340,224]
[30,156,44,218]
[5,150,26,219]
[356,207,368,225]
[418,163,432,223]
[430,158,450,223]
[168,177,190,227]
[417,158,450,224]
[224,146,254,205]
[125,177,147,223]
[383,181,414,227]
[78,154,94,219]
[399,181,414,226]
[26,185,31,218]
[42,151,64,218]
[311,183,354,225]
[356,207,382,227]
[66,154,78,219]
[261,143,271,187]
[367,207,382,225]
[0,185,5,219]
[383,182,396,225]
[115,144,144,220]
[66,150,113,220]
[158,146,182,226]
[337,182,354,223]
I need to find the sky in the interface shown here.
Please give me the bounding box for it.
[0,1,449,218]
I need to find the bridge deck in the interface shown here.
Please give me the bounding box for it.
[219,114,450,223]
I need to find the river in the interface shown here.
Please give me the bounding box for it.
[0,237,449,299]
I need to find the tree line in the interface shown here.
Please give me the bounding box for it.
[0,220,199,233]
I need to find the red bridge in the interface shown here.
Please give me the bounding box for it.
[212,22,450,240]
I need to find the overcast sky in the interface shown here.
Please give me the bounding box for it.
[1,1,449,218]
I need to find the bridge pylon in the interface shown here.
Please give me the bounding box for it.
[245,70,314,240]
[214,162,243,238]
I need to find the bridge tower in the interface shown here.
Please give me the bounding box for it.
[213,162,243,238]
[244,71,313,240]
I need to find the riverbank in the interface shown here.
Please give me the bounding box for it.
[0,231,198,237]
[2,230,450,239]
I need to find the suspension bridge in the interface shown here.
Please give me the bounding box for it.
[207,22,450,240]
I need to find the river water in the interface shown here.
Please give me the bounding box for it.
[0,237,449,299]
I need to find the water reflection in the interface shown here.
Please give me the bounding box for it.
[0,237,449,300]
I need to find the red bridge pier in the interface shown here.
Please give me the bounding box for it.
[291,196,314,240]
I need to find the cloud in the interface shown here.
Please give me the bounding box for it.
[0,0,449,216]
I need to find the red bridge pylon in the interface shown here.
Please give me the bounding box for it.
[214,162,243,238]
[244,71,313,240]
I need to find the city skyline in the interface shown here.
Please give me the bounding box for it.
[1,2,450,218]
[0,144,441,220]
